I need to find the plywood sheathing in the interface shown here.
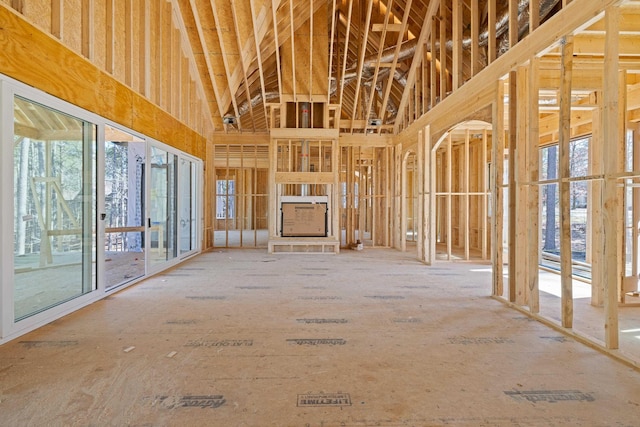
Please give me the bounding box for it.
[1,250,640,425]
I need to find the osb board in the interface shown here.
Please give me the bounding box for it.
[0,6,205,160]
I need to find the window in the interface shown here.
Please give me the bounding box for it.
[216,180,235,219]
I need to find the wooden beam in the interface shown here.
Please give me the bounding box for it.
[364,0,394,131]
[211,0,241,123]
[337,0,354,113]
[349,0,374,134]
[230,0,256,132]
[249,0,269,125]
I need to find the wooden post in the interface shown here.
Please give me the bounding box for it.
[492,81,505,296]
[559,35,574,329]
[602,7,620,348]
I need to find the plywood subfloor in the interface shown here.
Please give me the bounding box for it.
[1,249,639,426]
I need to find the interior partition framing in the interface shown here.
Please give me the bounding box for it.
[396,0,640,365]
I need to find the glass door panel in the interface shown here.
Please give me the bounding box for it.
[13,97,96,321]
[149,146,177,267]
[104,126,146,289]
[179,158,196,255]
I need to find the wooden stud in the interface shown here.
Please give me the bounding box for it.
[447,134,452,260]
[271,0,283,100]
[487,0,496,64]
[481,129,488,260]
[509,0,518,49]
[590,91,604,307]
[249,0,269,127]
[288,0,296,100]
[527,57,540,313]
[377,0,413,132]
[464,130,470,260]
[105,0,114,74]
[51,0,63,39]
[515,65,529,307]
[142,0,151,97]
[430,17,437,109]
[492,80,505,297]
[124,0,133,86]
[364,0,393,132]
[439,4,447,102]
[508,71,517,303]
[393,0,439,133]
[327,0,337,100]
[82,0,94,60]
[471,0,480,76]
[558,35,574,329]
[530,0,540,33]
[417,129,424,261]
[453,0,463,90]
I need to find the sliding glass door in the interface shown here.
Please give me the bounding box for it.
[149,146,178,268]
[12,96,96,321]
[104,126,146,289]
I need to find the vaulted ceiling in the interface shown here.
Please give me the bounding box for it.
[175,0,563,135]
